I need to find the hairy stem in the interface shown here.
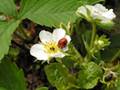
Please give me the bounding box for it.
[90,23,96,48]
[111,49,120,62]
[71,44,84,62]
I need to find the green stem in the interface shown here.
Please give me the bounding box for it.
[71,44,84,62]
[90,23,96,48]
[111,49,120,62]
[86,23,96,60]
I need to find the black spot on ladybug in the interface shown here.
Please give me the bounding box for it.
[58,38,67,49]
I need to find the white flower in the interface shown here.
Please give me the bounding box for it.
[76,4,116,24]
[30,28,71,61]
[93,4,116,23]
[76,5,94,21]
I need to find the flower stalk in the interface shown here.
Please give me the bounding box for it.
[71,44,84,62]
[90,22,96,49]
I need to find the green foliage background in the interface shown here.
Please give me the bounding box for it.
[0,0,120,90]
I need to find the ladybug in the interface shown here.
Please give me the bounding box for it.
[58,37,68,49]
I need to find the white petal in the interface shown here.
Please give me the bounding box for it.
[53,28,66,42]
[62,47,68,51]
[65,35,71,44]
[93,4,116,22]
[102,9,116,20]
[39,30,53,44]
[30,44,49,60]
[94,4,108,12]
[100,20,111,23]
[51,52,65,58]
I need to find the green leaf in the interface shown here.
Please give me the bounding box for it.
[101,48,120,62]
[0,0,17,17]
[18,0,80,26]
[18,0,104,27]
[0,20,20,61]
[110,34,120,49]
[105,78,120,90]
[79,0,104,5]
[77,62,103,89]
[97,21,115,30]
[0,60,26,90]
[45,63,76,90]
[101,34,120,62]
[36,87,48,90]
[62,44,83,67]
[116,78,120,90]
[114,64,120,90]
[0,87,7,90]
[19,0,104,27]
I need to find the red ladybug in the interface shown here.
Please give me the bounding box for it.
[58,38,67,49]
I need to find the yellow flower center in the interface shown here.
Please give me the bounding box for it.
[44,41,60,54]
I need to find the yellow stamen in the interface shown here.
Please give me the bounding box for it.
[44,41,60,54]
